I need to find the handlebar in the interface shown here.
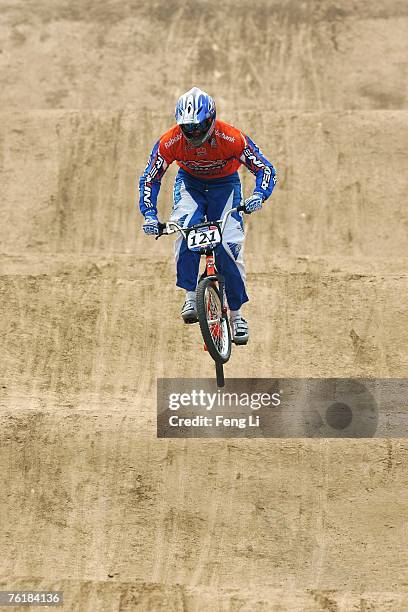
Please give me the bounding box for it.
[156,203,247,240]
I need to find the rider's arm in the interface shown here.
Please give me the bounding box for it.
[139,140,172,217]
[238,133,277,201]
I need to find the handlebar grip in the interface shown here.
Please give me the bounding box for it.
[155,222,167,239]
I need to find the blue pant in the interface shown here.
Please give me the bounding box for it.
[170,169,249,311]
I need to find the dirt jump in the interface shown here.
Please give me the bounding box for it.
[1,1,408,610]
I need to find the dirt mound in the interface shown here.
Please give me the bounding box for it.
[2,416,408,608]
[0,1,407,111]
[1,2,408,610]
[1,111,407,258]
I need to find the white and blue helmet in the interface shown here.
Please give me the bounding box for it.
[175,87,216,146]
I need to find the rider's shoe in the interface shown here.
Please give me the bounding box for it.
[231,316,249,345]
[181,299,198,324]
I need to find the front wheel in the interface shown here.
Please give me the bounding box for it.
[196,277,231,364]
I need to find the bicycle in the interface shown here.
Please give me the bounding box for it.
[156,204,248,387]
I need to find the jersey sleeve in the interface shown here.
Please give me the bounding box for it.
[238,133,277,201]
[139,139,173,216]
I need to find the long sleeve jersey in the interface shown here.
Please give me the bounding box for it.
[139,119,277,216]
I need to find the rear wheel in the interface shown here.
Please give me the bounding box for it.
[196,277,231,364]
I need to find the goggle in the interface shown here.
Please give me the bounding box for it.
[180,117,212,137]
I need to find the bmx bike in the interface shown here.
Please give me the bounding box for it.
[157,204,247,387]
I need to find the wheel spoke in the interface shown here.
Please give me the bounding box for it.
[204,286,229,358]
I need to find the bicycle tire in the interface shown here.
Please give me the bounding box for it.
[196,277,231,364]
[215,361,225,387]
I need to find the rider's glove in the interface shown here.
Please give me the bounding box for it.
[244,192,263,214]
[142,212,159,236]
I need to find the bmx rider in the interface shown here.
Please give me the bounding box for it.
[139,87,277,344]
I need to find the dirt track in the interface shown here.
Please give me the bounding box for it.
[1,1,408,610]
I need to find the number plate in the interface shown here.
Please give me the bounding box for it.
[187,225,221,251]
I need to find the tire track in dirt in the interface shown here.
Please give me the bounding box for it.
[1,2,407,111]
[2,111,407,260]
[1,3,408,608]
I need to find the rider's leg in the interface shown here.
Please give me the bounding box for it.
[206,174,249,312]
[206,174,249,343]
[218,245,249,342]
[170,170,206,321]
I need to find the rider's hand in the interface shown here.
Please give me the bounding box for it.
[142,212,159,236]
[244,193,263,214]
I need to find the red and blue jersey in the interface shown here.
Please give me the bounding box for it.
[139,119,276,216]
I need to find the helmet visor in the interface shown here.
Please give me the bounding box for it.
[180,117,213,143]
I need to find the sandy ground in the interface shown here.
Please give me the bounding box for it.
[1,1,407,112]
[1,1,408,610]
